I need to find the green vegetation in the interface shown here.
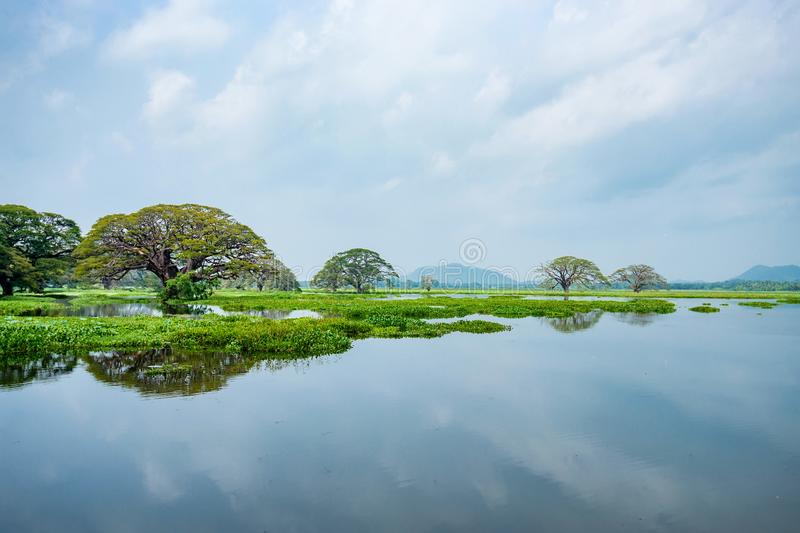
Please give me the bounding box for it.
[312,248,397,293]
[777,296,800,304]
[610,264,667,292]
[367,288,797,300]
[0,205,81,295]
[738,301,778,309]
[689,305,720,313]
[0,290,680,362]
[0,314,507,360]
[74,204,272,286]
[535,256,608,294]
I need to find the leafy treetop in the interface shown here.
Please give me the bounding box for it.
[610,264,667,292]
[74,204,271,285]
[0,204,81,295]
[312,248,397,293]
[535,256,608,294]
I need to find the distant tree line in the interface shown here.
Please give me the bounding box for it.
[668,280,800,291]
[2,203,797,298]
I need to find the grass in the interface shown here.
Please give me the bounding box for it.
[0,314,510,361]
[0,289,684,362]
[0,289,157,316]
[689,305,720,313]
[738,301,778,309]
[366,288,798,300]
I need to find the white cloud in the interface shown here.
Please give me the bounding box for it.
[44,89,72,110]
[483,5,785,153]
[474,70,510,110]
[381,177,403,191]
[106,0,230,59]
[144,70,194,120]
[37,16,91,58]
[381,92,414,126]
[431,152,455,176]
[110,131,134,153]
[551,1,588,24]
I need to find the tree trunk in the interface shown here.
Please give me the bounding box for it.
[0,278,12,296]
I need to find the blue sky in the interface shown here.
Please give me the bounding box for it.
[1,0,799,281]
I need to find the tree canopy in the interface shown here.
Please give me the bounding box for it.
[74,204,271,285]
[312,248,397,293]
[0,205,81,295]
[535,256,608,294]
[610,264,667,292]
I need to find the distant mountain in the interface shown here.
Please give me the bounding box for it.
[406,263,521,289]
[732,265,800,282]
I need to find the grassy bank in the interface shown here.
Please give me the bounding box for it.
[364,288,799,300]
[0,315,509,363]
[0,290,682,362]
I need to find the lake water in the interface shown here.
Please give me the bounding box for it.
[1,301,798,532]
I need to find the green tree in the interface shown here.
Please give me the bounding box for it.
[610,264,667,292]
[312,248,397,293]
[251,257,300,291]
[0,205,81,296]
[535,256,608,296]
[74,204,271,286]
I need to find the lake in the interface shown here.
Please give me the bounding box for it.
[1,300,798,532]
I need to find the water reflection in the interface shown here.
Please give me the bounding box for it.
[1,304,799,531]
[0,353,79,388]
[543,310,604,333]
[611,312,660,327]
[83,349,257,397]
[20,302,322,319]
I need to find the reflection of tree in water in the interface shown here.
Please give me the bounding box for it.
[83,348,257,397]
[83,348,327,397]
[1,348,332,396]
[544,310,603,333]
[611,312,658,327]
[0,353,79,388]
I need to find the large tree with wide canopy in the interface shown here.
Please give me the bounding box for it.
[74,204,272,285]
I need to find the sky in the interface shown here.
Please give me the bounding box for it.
[1,0,799,281]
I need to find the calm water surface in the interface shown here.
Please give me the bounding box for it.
[1,301,798,532]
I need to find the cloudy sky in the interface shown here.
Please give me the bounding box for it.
[1,0,798,281]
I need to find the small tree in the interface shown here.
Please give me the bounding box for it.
[610,264,667,292]
[312,248,396,293]
[535,256,608,295]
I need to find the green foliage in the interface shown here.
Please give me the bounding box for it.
[161,274,216,301]
[0,205,81,295]
[610,264,667,292]
[312,248,397,293]
[689,305,720,313]
[536,256,608,293]
[777,296,800,304]
[670,280,800,291]
[74,204,272,286]
[738,301,778,309]
[0,289,678,362]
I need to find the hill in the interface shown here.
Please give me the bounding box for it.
[406,263,521,289]
[733,265,800,282]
